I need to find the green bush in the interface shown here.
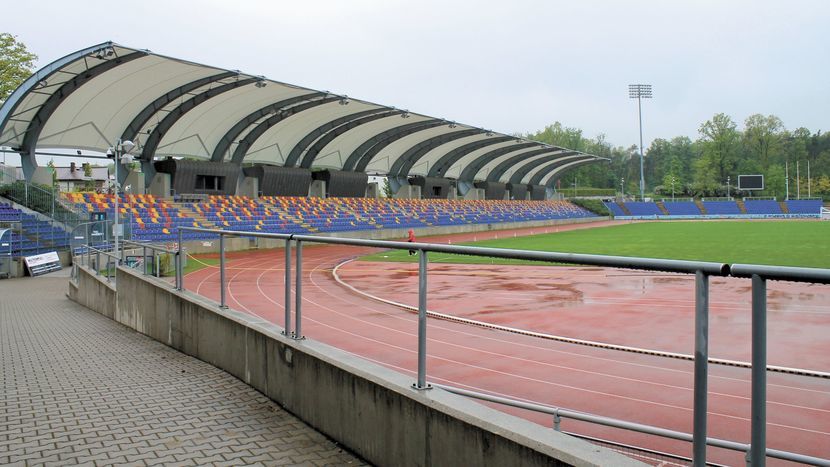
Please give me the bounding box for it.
[570,198,611,216]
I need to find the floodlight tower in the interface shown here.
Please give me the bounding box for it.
[629,84,652,200]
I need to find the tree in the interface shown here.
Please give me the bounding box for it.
[696,113,740,194]
[0,33,37,103]
[764,164,786,199]
[83,163,94,191]
[662,172,682,198]
[743,114,784,170]
[530,122,586,151]
[46,159,57,187]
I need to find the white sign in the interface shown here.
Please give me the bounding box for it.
[24,251,61,268]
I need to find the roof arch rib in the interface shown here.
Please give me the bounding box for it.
[139,77,259,161]
[210,92,324,162]
[533,157,600,186]
[388,129,485,179]
[0,41,113,147]
[457,142,543,183]
[230,96,340,163]
[18,51,147,178]
[508,153,586,185]
[284,108,392,168]
[299,110,401,169]
[0,42,606,186]
[426,136,515,178]
[346,120,445,172]
[484,148,570,182]
[121,71,238,145]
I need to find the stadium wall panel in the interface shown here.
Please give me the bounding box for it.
[528,184,547,201]
[474,181,507,200]
[506,183,528,200]
[154,159,239,196]
[313,170,368,198]
[243,165,312,196]
[409,176,453,199]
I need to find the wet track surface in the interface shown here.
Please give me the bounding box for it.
[183,222,830,465]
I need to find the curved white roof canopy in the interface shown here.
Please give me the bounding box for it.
[0,42,607,188]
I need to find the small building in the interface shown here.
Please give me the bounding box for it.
[54,163,109,192]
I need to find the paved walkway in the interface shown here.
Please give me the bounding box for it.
[0,271,366,466]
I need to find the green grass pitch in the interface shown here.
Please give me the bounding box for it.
[361,221,830,269]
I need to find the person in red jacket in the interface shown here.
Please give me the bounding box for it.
[407,228,416,256]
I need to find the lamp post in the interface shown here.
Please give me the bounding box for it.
[620,177,625,198]
[672,176,676,201]
[108,139,135,262]
[629,84,652,200]
[727,176,731,199]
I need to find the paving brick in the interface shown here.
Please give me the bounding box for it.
[0,275,367,467]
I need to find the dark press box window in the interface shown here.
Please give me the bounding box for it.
[196,175,224,191]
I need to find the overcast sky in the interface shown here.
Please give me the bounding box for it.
[6,0,829,155]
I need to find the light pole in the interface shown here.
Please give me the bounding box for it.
[727,176,731,198]
[672,175,676,201]
[796,161,800,200]
[629,84,652,200]
[620,177,625,198]
[108,139,135,262]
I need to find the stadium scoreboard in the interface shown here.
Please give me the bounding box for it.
[738,175,764,190]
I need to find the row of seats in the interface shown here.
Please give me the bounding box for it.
[65,194,596,242]
[65,193,214,243]
[604,199,823,217]
[0,202,70,255]
[190,196,597,235]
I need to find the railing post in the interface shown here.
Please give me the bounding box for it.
[176,229,183,291]
[96,250,101,276]
[553,410,562,432]
[293,240,303,339]
[749,274,767,466]
[142,246,147,275]
[283,238,292,336]
[219,233,227,309]
[693,270,709,466]
[413,250,431,390]
[155,251,160,278]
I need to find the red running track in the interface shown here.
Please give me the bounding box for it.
[182,222,830,466]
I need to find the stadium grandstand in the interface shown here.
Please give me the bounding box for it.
[604,198,824,220]
[58,192,596,242]
[0,41,611,261]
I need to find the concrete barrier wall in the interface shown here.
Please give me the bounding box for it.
[68,265,641,467]
[68,267,117,319]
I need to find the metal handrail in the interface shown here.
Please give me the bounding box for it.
[97,225,828,466]
[77,244,120,282]
[177,226,731,275]
[120,239,179,278]
[434,384,830,466]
